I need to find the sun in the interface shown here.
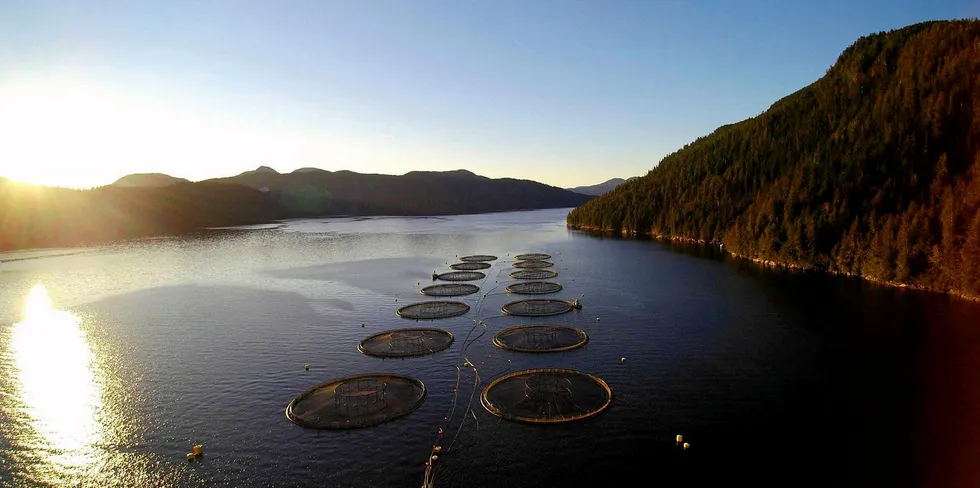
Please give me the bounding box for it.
[0,77,323,188]
[0,80,164,188]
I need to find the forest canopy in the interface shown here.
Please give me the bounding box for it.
[567,20,980,298]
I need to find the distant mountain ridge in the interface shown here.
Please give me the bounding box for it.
[2,167,591,250]
[567,177,638,196]
[210,167,591,217]
[112,173,189,187]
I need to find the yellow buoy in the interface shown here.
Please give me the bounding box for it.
[186,453,194,461]
[683,442,690,450]
[620,357,626,362]
[192,444,204,456]
[676,434,683,444]
[304,364,310,371]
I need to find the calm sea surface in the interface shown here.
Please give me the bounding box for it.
[1,208,979,487]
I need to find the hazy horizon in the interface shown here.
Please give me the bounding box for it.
[1,0,977,189]
[6,165,636,190]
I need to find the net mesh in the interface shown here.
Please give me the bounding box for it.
[501,299,573,317]
[435,271,486,282]
[493,325,588,353]
[480,369,612,423]
[506,281,563,295]
[509,269,558,280]
[450,262,492,270]
[515,253,551,261]
[512,260,554,269]
[459,255,498,262]
[286,374,426,429]
[420,283,480,297]
[397,300,470,319]
[358,328,454,357]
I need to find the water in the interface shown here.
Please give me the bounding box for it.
[1,208,978,487]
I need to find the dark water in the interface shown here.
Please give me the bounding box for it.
[1,208,978,487]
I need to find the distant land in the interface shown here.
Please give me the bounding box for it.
[207,166,591,217]
[0,168,590,251]
[567,177,638,196]
[568,20,980,299]
[112,173,190,187]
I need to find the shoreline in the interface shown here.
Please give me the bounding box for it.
[0,207,577,254]
[568,224,980,303]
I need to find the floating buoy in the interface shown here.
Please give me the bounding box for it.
[676,434,683,444]
[186,453,194,461]
[361,323,365,327]
[431,455,439,462]
[433,446,442,453]
[596,317,600,322]
[620,357,626,362]
[683,442,690,450]
[304,364,310,371]
[193,444,204,456]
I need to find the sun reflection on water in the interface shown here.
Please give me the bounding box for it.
[11,284,105,477]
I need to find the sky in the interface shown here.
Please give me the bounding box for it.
[0,0,977,189]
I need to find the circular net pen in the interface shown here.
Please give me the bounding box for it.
[358,328,454,358]
[493,325,588,353]
[450,262,492,271]
[480,369,612,424]
[512,260,554,269]
[502,299,573,317]
[286,374,426,429]
[421,283,479,297]
[506,281,563,295]
[459,255,498,262]
[509,269,558,280]
[397,301,470,320]
[515,253,551,261]
[435,271,486,282]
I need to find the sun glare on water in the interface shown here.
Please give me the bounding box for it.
[10,284,106,476]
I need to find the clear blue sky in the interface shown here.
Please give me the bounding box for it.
[0,0,977,188]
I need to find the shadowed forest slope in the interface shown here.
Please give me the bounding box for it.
[567,21,980,298]
[1,168,590,251]
[0,180,286,250]
[211,168,591,217]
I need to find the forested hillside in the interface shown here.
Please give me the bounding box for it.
[213,167,591,217]
[567,21,980,298]
[0,180,286,250]
[1,167,590,251]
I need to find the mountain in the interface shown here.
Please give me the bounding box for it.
[0,168,590,250]
[567,20,980,299]
[0,178,286,251]
[112,173,189,187]
[568,177,638,196]
[211,167,591,217]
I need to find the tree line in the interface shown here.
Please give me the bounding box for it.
[568,21,980,298]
